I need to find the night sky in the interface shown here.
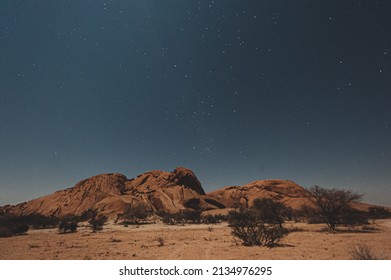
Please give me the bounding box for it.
[1,1,390,207]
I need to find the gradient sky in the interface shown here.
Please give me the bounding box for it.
[1,0,390,207]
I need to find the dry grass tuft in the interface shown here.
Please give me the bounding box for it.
[110,237,122,243]
[350,243,388,260]
[156,237,164,247]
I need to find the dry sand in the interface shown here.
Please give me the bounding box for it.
[1,220,390,260]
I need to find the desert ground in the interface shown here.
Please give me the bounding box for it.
[1,219,390,260]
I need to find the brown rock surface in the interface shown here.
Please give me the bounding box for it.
[2,167,222,219]
[207,179,312,209]
[2,168,382,220]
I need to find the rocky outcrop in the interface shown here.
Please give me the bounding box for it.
[3,167,223,219]
[207,179,312,209]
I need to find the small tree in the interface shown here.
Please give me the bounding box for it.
[307,185,363,231]
[88,215,107,231]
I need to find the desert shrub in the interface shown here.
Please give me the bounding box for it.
[350,243,388,260]
[0,224,28,237]
[89,215,107,231]
[182,210,202,224]
[1,214,58,229]
[25,214,59,229]
[0,214,31,237]
[0,227,12,238]
[11,224,29,235]
[340,208,369,227]
[156,237,165,247]
[58,219,78,234]
[58,221,68,233]
[367,207,391,219]
[295,205,324,224]
[261,225,288,246]
[228,208,288,247]
[202,214,221,224]
[231,223,263,246]
[158,211,177,225]
[159,211,223,225]
[110,237,122,242]
[228,208,259,228]
[158,211,187,225]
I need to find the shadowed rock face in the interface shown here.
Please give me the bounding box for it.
[172,167,205,195]
[3,167,222,219]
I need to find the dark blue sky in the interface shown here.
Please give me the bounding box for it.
[1,0,390,206]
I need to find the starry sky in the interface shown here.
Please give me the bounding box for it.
[1,0,390,207]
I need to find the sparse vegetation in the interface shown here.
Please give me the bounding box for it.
[0,213,61,237]
[228,200,289,247]
[0,227,12,238]
[110,237,122,243]
[202,214,226,224]
[158,211,225,225]
[252,198,291,228]
[119,204,153,225]
[367,207,391,219]
[306,185,364,231]
[88,215,107,231]
[58,219,78,234]
[0,214,30,237]
[183,210,202,224]
[1,214,391,259]
[11,224,29,235]
[156,237,165,247]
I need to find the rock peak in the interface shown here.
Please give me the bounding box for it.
[172,167,205,195]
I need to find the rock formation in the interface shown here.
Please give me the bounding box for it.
[3,167,223,219]
[207,179,312,210]
[3,167,375,220]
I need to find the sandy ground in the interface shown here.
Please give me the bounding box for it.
[0,220,390,260]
